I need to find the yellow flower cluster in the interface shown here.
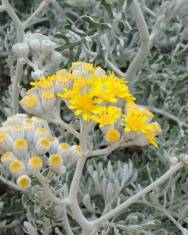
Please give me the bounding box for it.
[123,104,161,147]
[0,114,80,189]
[20,62,161,147]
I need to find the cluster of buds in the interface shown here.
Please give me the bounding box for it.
[0,114,82,190]
[12,33,63,79]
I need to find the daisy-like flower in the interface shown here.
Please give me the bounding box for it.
[123,104,161,147]
[68,92,99,121]
[91,106,122,127]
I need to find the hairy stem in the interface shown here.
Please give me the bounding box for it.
[61,205,74,235]
[126,0,150,80]
[24,0,51,29]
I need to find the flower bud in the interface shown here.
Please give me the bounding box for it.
[20,95,42,115]
[28,156,43,171]
[36,138,51,154]
[17,175,31,189]
[41,91,55,110]
[50,51,63,65]
[49,154,63,168]
[31,70,45,80]
[9,159,25,175]
[1,151,14,166]
[13,138,28,157]
[40,40,56,56]
[28,38,41,53]
[0,133,13,150]
[34,127,50,143]
[49,137,59,154]
[12,43,29,58]
[105,129,121,143]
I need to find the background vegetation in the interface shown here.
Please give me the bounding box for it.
[0,0,188,234]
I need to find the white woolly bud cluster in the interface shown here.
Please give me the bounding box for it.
[0,114,81,190]
[12,33,63,80]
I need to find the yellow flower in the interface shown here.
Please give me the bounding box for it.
[59,143,70,152]
[17,175,31,189]
[20,96,39,108]
[106,129,121,143]
[72,62,95,73]
[68,93,99,121]
[123,104,161,147]
[91,106,122,127]
[14,138,28,150]
[13,138,28,155]
[49,154,63,167]
[9,160,25,173]
[29,156,43,170]
[36,138,51,154]
[30,78,53,89]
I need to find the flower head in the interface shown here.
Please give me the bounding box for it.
[106,129,121,143]
[91,106,122,127]
[123,104,161,147]
[49,154,63,168]
[29,156,43,170]
[17,175,31,189]
[9,160,25,174]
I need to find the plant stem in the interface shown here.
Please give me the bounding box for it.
[61,205,74,235]
[48,117,81,140]
[92,162,183,229]
[24,0,51,29]
[126,0,150,81]
[35,172,68,205]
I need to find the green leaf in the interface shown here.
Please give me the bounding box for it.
[100,0,113,19]
[82,15,111,31]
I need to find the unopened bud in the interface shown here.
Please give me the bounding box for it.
[182,155,188,165]
[41,40,56,56]
[31,70,45,80]
[12,43,29,58]
[50,51,63,65]
[28,38,41,53]
[170,157,178,165]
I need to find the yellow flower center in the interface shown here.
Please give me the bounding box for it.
[59,143,70,151]
[36,127,48,135]
[14,139,28,150]
[22,96,39,108]
[0,133,8,143]
[106,129,121,143]
[42,91,54,100]
[23,119,33,125]
[29,156,43,170]
[17,175,31,189]
[1,151,13,163]
[9,160,25,173]
[49,154,62,167]
[38,139,50,147]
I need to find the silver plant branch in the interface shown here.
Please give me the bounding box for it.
[126,0,150,81]
[0,0,51,114]
[91,161,184,230]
